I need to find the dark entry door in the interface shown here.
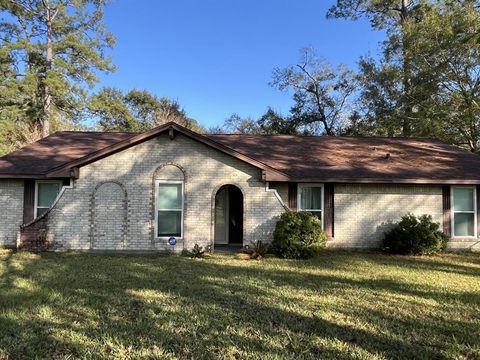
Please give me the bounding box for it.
[214,185,243,245]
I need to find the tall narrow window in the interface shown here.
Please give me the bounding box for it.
[452,187,476,237]
[35,180,62,218]
[298,184,324,227]
[156,181,183,238]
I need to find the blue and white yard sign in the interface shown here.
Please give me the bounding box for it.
[168,236,177,246]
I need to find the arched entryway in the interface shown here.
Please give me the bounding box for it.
[214,185,244,245]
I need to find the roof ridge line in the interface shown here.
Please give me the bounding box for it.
[53,130,138,134]
[207,134,446,141]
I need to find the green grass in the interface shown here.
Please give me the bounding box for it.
[0,250,479,359]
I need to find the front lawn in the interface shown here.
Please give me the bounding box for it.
[0,250,479,359]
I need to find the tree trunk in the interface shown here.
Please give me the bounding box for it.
[400,0,412,136]
[42,1,53,138]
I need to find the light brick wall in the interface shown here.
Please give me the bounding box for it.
[332,184,443,248]
[8,135,477,251]
[251,182,446,248]
[91,182,128,250]
[47,133,285,251]
[0,179,24,247]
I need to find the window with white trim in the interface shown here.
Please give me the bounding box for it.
[156,181,184,238]
[35,180,62,218]
[452,186,477,237]
[298,184,324,227]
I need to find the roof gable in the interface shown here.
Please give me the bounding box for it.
[0,123,289,181]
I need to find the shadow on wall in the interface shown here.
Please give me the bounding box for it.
[46,208,66,250]
[372,220,395,247]
[250,215,281,243]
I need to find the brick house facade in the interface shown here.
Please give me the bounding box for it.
[0,122,479,251]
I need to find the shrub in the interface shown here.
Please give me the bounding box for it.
[250,240,269,259]
[383,214,448,255]
[189,244,206,258]
[272,211,327,259]
[239,240,269,260]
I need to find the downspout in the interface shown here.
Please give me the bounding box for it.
[265,182,289,211]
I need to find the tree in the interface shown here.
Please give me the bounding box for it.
[406,1,480,151]
[213,109,303,135]
[88,87,139,131]
[213,49,356,136]
[328,0,422,135]
[217,113,260,134]
[89,87,205,133]
[257,107,299,135]
[0,0,115,138]
[270,48,357,135]
[355,54,434,137]
[327,0,418,30]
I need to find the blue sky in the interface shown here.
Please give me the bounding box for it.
[99,0,385,128]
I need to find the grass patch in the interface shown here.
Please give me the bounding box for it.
[0,250,479,359]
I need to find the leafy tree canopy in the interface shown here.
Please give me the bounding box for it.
[89,87,205,133]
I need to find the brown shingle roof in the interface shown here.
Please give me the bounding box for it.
[1,124,480,183]
[0,131,135,176]
[206,134,480,183]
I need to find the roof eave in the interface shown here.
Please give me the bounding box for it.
[287,177,480,185]
[0,173,51,179]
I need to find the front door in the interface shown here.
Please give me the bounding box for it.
[214,186,229,244]
[214,185,243,245]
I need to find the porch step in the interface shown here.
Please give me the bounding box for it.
[214,244,243,254]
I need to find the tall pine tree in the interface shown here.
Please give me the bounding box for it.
[0,0,115,142]
[328,0,421,136]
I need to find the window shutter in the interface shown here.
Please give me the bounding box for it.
[477,185,480,237]
[324,183,334,239]
[287,183,297,210]
[442,185,451,237]
[23,180,35,223]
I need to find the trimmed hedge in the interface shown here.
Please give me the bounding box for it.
[272,211,327,259]
[383,214,448,255]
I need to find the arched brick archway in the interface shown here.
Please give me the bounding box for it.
[90,181,128,250]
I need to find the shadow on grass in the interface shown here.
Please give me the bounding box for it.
[297,250,480,277]
[0,251,479,359]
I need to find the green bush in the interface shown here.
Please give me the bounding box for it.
[383,214,448,255]
[272,211,327,259]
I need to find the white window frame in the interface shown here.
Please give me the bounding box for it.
[34,180,62,218]
[297,183,324,229]
[155,180,184,239]
[451,185,477,238]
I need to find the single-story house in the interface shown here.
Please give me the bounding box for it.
[0,122,479,251]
